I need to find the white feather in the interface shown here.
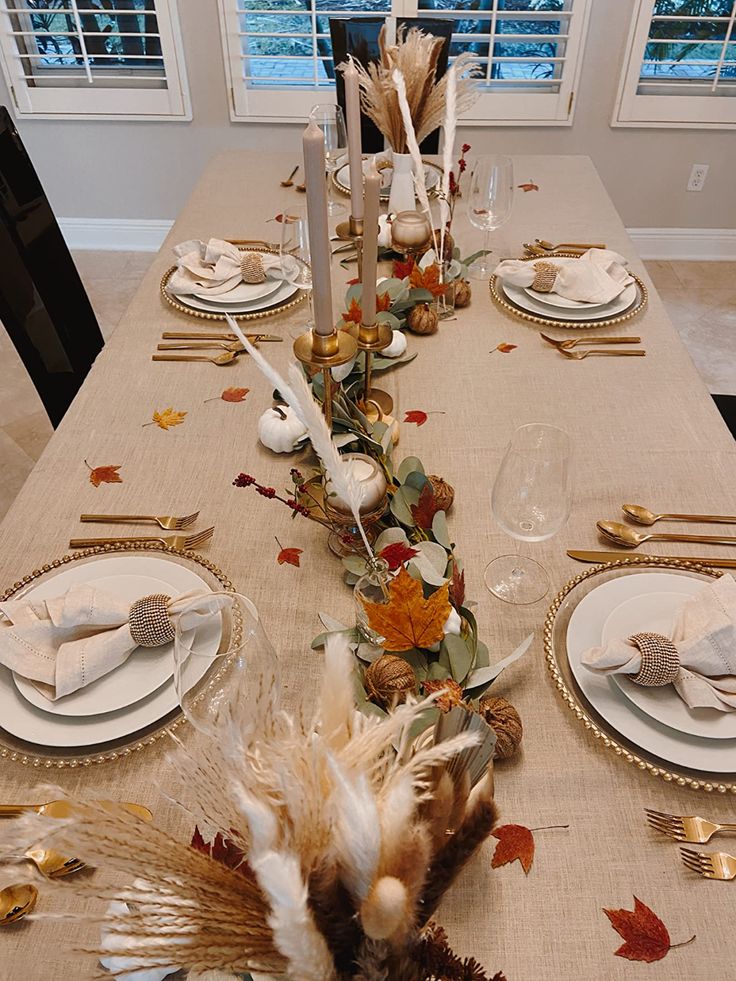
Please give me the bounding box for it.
[319,633,356,749]
[327,755,381,903]
[439,64,457,265]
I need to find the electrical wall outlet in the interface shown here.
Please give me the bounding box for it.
[687,164,709,192]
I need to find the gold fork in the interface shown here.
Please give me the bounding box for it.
[646,808,736,844]
[79,511,199,531]
[69,527,214,550]
[161,332,281,342]
[559,348,646,360]
[157,342,245,353]
[152,352,237,366]
[540,332,641,350]
[536,239,607,251]
[680,848,736,880]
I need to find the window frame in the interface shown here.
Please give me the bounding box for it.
[218,0,592,126]
[0,0,192,121]
[613,0,736,129]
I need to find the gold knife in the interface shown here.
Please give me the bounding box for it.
[567,549,736,568]
[161,332,282,341]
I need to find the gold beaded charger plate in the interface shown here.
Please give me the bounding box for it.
[545,558,736,793]
[333,157,443,199]
[490,253,648,330]
[0,545,240,768]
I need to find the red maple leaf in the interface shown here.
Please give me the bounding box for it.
[342,296,362,326]
[393,257,416,280]
[376,291,392,312]
[190,826,245,871]
[404,410,428,426]
[494,343,517,354]
[491,824,535,875]
[517,181,539,193]
[603,897,695,963]
[449,561,465,609]
[379,541,419,571]
[346,277,360,286]
[277,546,303,567]
[410,482,441,530]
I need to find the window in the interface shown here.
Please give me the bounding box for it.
[219,0,591,124]
[614,0,736,128]
[0,1,191,120]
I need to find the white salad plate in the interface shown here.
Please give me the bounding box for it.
[566,571,736,772]
[193,277,282,305]
[0,556,222,748]
[501,278,638,321]
[168,279,298,315]
[522,289,611,311]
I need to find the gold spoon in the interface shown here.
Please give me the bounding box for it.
[157,341,245,353]
[0,883,37,925]
[540,332,641,350]
[622,504,736,527]
[0,800,152,821]
[152,352,238,366]
[536,239,607,251]
[295,182,306,193]
[597,520,736,549]
[280,164,299,188]
[26,848,85,879]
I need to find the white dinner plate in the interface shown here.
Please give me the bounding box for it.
[522,289,612,311]
[601,590,736,740]
[171,279,298,315]
[13,572,194,718]
[501,278,638,321]
[0,556,222,748]
[193,277,282,305]
[335,159,440,198]
[566,571,736,772]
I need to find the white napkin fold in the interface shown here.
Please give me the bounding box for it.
[493,248,633,305]
[0,584,228,700]
[582,574,736,713]
[168,237,285,297]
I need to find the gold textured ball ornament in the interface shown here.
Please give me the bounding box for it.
[407,303,439,336]
[427,475,454,512]
[365,655,417,708]
[479,695,523,760]
[423,678,464,712]
[390,210,433,255]
[450,278,472,308]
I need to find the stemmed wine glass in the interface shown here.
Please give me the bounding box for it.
[279,204,313,322]
[309,103,348,217]
[484,424,571,605]
[467,154,514,279]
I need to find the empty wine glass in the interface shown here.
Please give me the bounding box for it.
[484,423,571,605]
[467,154,514,279]
[309,103,348,217]
[279,204,313,323]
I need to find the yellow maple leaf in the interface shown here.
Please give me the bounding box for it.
[361,567,451,653]
[151,407,187,430]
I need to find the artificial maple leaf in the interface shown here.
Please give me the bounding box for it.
[346,277,360,286]
[150,407,187,431]
[190,826,245,871]
[410,262,448,297]
[379,541,419,571]
[491,824,535,875]
[518,181,539,192]
[494,343,517,354]
[393,257,416,280]
[376,291,392,312]
[221,387,249,403]
[342,296,363,326]
[404,410,428,426]
[361,567,450,653]
[277,546,303,567]
[603,897,694,963]
[85,461,122,487]
[411,482,441,530]
[449,561,465,609]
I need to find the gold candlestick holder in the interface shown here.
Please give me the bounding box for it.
[356,320,394,415]
[334,214,364,280]
[293,328,358,430]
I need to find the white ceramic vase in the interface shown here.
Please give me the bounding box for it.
[387,152,416,215]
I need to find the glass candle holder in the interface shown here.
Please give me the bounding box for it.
[354,557,392,644]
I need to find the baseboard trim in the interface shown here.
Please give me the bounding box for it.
[59,218,736,261]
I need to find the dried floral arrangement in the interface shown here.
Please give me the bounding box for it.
[0,637,505,981]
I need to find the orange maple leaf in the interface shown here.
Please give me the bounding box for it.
[277,546,303,567]
[376,291,392,312]
[147,407,187,430]
[361,567,451,653]
[342,296,363,326]
[85,461,122,487]
[603,897,695,963]
[491,824,535,875]
[518,181,539,192]
[221,387,249,403]
[410,262,448,297]
[494,343,517,354]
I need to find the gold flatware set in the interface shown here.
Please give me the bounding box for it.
[540,332,645,359]
[568,550,736,569]
[647,808,736,882]
[70,513,213,550]
[152,331,282,364]
[523,239,607,258]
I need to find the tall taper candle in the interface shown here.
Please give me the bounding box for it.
[361,161,380,327]
[343,57,364,221]
[302,119,334,336]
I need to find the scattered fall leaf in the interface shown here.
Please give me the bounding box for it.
[145,407,187,431]
[379,541,419,571]
[411,482,441,530]
[270,212,298,224]
[275,536,302,567]
[376,291,392,312]
[410,262,449,297]
[603,897,695,963]
[222,387,249,403]
[190,826,245,872]
[361,567,451,653]
[449,561,465,609]
[491,824,535,875]
[85,461,122,487]
[492,343,518,354]
[393,257,416,280]
[346,277,360,286]
[404,410,428,426]
[518,181,539,192]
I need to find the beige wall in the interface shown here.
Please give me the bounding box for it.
[1,0,734,228]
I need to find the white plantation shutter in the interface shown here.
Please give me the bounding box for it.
[0,1,190,119]
[614,0,736,128]
[218,0,591,124]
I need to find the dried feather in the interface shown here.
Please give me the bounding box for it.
[328,755,381,903]
[307,860,361,974]
[391,66,435,257]
[319,621,358,751]
[439,63,457,264]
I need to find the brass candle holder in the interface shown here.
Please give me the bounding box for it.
[356,319,394,415]
[334,215,364,280]
[293,328,358,430]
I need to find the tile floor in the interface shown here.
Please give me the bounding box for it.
[0,255,734,522]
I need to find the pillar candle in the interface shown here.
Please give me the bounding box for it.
[302,119,334,336]
[361,161,381,327]
[343,57,364,221]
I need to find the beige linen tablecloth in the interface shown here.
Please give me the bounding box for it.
[1,153,735,981]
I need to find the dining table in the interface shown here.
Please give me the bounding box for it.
[0,150,735,981]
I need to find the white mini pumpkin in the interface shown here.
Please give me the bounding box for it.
[383,330,407,359]
[331,355,357,383]
[257,405,307,453]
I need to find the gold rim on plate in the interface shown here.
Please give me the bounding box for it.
[544,556,736,794]
[489,253,649,330]
[161,245,307,322]
[332,158,443,199]
[0,542,242,769]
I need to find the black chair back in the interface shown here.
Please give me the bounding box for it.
[0,106,103,428]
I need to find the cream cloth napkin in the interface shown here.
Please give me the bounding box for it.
[168,238,286,297]
[493,248,633,305]
[582,574,736,712]
[0,583,228,700]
